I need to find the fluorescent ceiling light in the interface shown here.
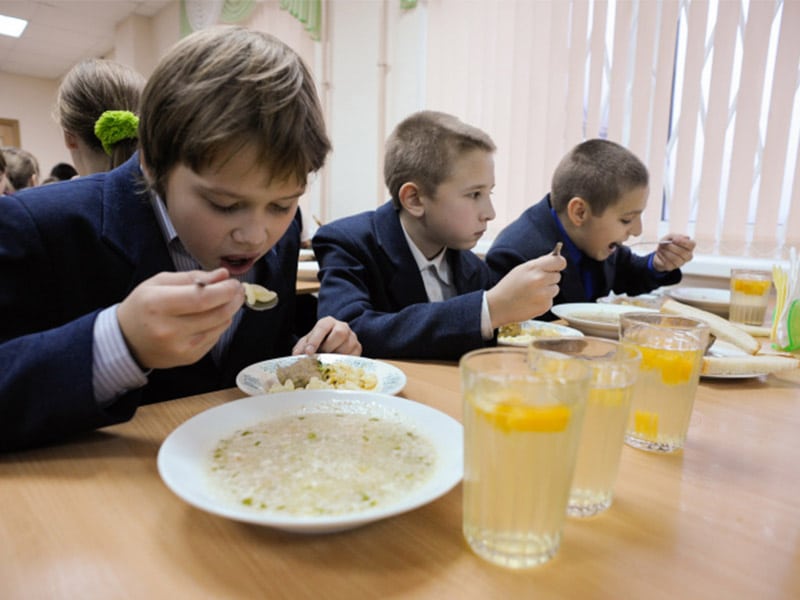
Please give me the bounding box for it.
[0,14,28,38]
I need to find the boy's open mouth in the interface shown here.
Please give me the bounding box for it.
[221,255,258,274]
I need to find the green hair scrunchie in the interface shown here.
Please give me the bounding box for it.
[94,110,139,155]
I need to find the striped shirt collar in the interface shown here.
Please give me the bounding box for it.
[149,192,200,272]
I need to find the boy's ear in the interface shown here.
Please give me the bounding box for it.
[398,182,425,217]
[566,196,590,226]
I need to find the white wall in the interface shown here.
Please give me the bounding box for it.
[324,0,383,221]
[384,3,426,133]
[0,72,68,177]
[316,0,428,222]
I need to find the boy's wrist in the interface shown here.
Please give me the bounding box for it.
[648,252,675,275]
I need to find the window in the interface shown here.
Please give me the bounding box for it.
[423,0,800,259]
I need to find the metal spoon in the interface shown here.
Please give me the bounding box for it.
[627,240,673,247]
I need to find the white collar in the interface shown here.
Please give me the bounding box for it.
[400,221,451,285]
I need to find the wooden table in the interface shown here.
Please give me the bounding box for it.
[296,255,319,295]
[2,360,799,599]
[295,278,320,295]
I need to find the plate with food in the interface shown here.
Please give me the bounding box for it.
[236,354,407,396]
[497,320,584,346]
[701,340,800,379]
[667,287,730,317]
[157,390,463,533]
[550,303,659,338]
[597,292,664,309]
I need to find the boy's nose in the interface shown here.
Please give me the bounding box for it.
[232,222,268,246]
[483,199,496,221]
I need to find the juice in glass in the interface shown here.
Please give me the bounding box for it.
[620,313,709,453]
[532,337,641,517]
[729,269,772,325]
[460,347,590,568]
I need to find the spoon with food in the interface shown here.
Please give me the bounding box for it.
[194,278,278,311]
[243,282,279,311]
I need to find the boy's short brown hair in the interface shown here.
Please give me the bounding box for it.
[551,139,648,215]
[384,110,496,209]
[139,26,331,199]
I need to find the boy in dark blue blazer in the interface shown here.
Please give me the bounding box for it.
[313,111,566,360]
[486,139,695,319]
[0,27,359,452]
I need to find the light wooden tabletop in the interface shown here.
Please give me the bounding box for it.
[295,278,320,295]
[2,359,799,599]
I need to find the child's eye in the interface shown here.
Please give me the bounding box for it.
[269,204,294,214]
[201,191,240,213]
[621,219,632,225]
[211,202,240,214]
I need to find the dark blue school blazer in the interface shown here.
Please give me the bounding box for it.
[312,201,494,360]
[0,154,300,451]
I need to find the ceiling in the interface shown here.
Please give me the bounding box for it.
[0,0,174,80]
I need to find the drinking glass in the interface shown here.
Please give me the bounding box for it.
[729,268,772,325]
[531,337,641,517]
[620,313,710,453]
[460,347,590,568]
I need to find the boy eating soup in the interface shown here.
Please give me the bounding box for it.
[0,27,359,451]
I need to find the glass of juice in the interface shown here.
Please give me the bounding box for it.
[460,347,590,568]
[620,313,710,453]
[729,268,772,325]
[531,337,641,517]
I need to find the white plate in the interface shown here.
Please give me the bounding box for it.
[702,340,765,379]
[498,320,584,346]
[667,287,730,317]
[298,248,316,262]
[551,303,659,339]
[298,260,319,281]
[236,353,407,396]
[157,390,463,533]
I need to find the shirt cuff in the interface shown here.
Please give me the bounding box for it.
[647,252,671,277]
[93,305,149,407]
[480,292,494,340]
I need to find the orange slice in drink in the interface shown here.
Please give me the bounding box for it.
[633,410,659,440]
[638,347,699,385]
[477,393,571,433]
[732,279,770,295]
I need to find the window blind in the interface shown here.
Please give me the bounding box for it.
[424,0,800,260]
